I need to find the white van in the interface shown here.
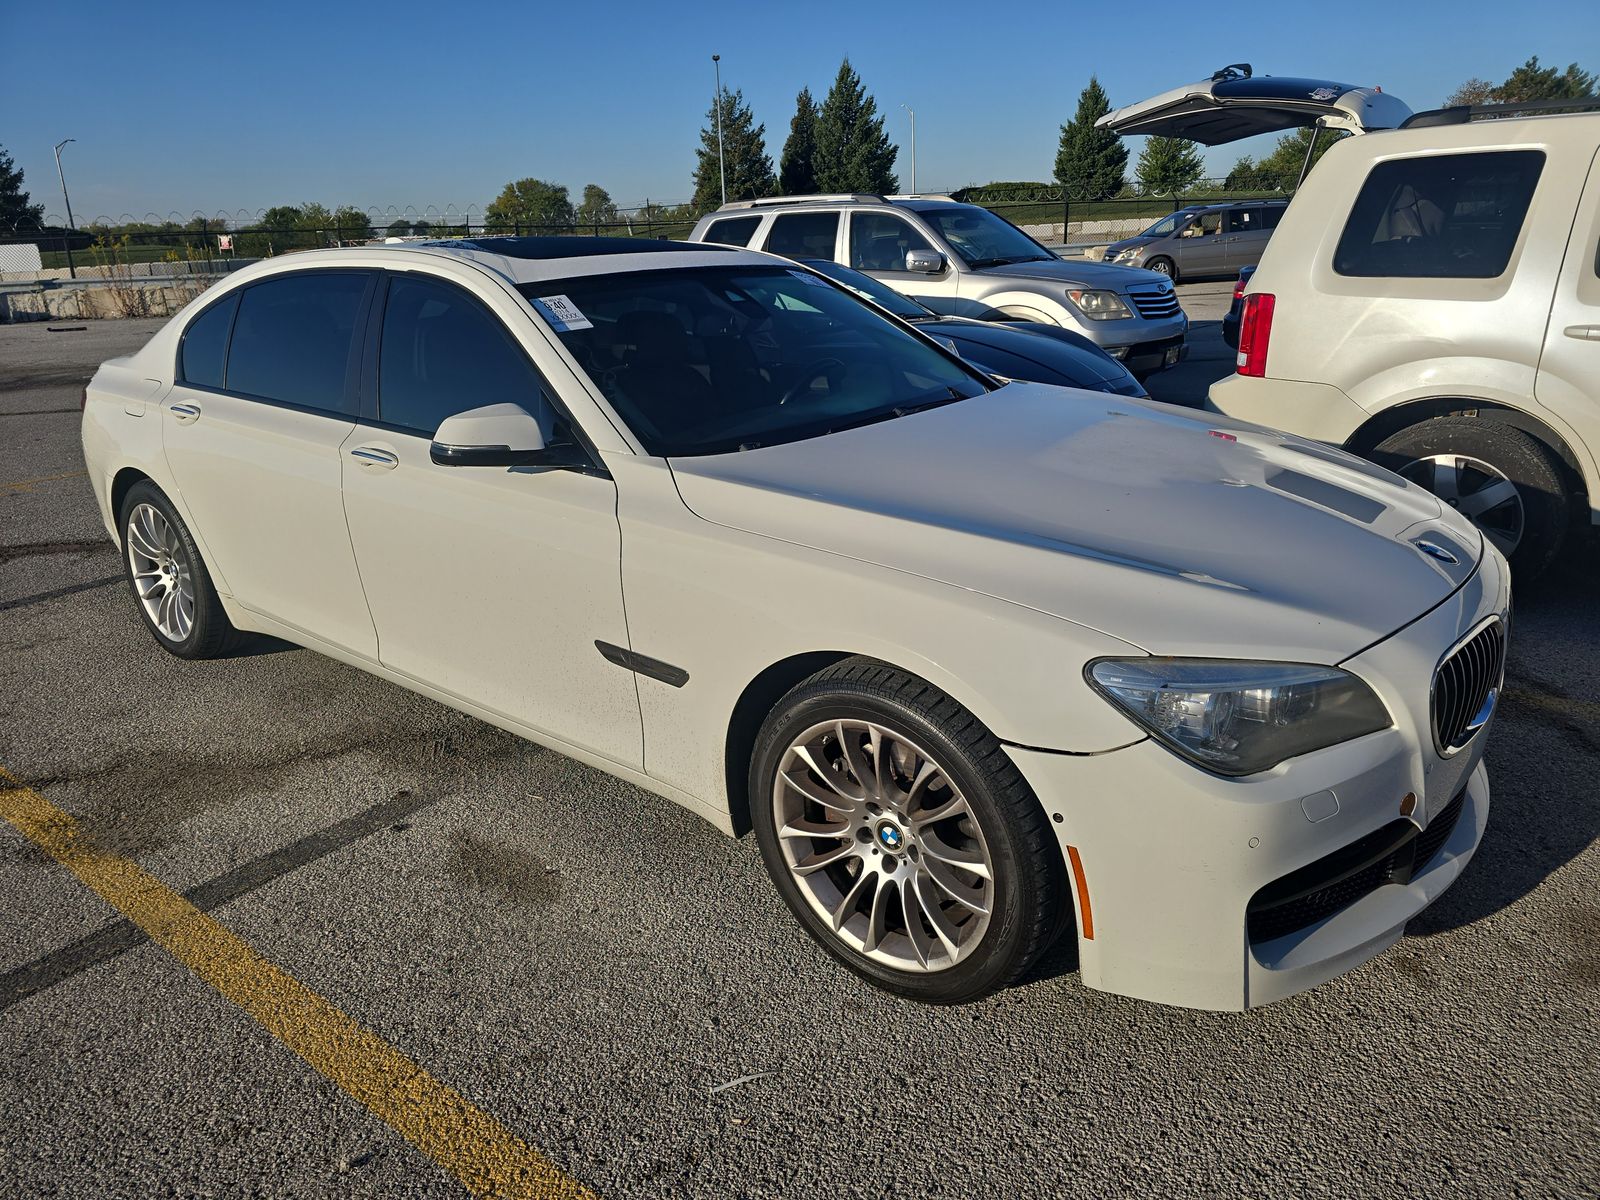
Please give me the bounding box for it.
[1106,69,1600,576]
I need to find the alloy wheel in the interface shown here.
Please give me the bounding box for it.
[1399,453,1525,559]
[771,718,994,972]
[126,502,196,642]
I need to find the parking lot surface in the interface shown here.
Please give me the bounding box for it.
[2,300,1597,1199]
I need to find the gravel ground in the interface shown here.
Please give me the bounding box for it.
[1,299,1595,1199]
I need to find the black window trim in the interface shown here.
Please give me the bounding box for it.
[357,268,609,476]
[175,267,379,421]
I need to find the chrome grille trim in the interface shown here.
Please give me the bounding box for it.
[1127,288,1181,319]
[1431,618,1507,756]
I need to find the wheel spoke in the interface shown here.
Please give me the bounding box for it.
[920,830,993,881]
[862,876,895,953]
[782,758,859,813]
[898,878,932,967]
[910,792,970,829]
[911,871,964,961]
[778,817,851,842]
[830,869,874,933]
[1458,477,1518,520]
[1484,526,1519,559]
[921,852,991,915]
[836,721,877,796]
[128,513,162,560]
[905,759,945,810]
[1430,459,1461,503]
[792,841,858,877]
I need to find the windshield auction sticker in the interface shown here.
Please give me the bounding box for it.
[532,294,594,331]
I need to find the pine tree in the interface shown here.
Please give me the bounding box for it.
[778,87,820,195]
[692,87,775,212]
[0,145,45,229]
[1492,56,1595,102]
[813,59,898,194]
[1053,78,1127,200]
[1135,136,1205,195]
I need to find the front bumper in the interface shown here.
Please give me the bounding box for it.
[1110,334,1188,376]
[1007,550,1509,1011]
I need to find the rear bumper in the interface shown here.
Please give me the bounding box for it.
[1006,549,1509,1011]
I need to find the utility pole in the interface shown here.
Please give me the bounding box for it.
[53,138,78,279]
[900,105,917,194]
[712,54,726,207]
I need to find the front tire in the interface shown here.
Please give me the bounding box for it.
[119,480,242,659]
[1145,255,1176,281]
[749,659,1068,1003]
[1370,417,1571,578]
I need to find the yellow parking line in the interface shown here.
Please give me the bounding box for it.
[0,768,595,1200]
[0,469,89,494]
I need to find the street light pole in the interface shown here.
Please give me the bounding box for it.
[53,138,78,279]
[712,54,726,207]
[900,105,917,194]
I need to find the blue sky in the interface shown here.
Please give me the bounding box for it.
[4,0,1596,224]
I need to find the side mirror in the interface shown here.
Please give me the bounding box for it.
[430,403,547,467]
[904,249,945,274]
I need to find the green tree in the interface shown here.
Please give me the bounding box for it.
[1492,56,1596,102]
[385,218,413,238]
[778,86,820,195]
[1223,155,1268,192]
[813,59,898,194]
[1444,77,1495,107]
[0,145,45,229]
[485,178,575,232]
[692,87,775,212]
[1053,77,1127,200]
[575,183,618,228]
[261,205,303,230]
[1135,136,1205,195]
[329,206,373,242]
[1253,127,1349,190]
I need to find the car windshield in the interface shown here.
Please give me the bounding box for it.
[1140,212,1189,238]
[914,206,1057,269]
[520,266,989,457]
[800,259,931,319]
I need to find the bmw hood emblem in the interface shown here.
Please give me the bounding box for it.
[1413,539,1459,565]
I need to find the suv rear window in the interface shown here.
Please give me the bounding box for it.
[703,215,761,247]
[764,212,839,259]
[1334,150,1545,279]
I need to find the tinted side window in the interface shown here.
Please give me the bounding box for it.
[227,273,369,413]
[1334,150,1545,279]
[379,275,548,435]
[179,292,238,388]
[849,212,934,270]
[1259,205,1285,230]
[1228,208,1268,234]
[704,216,761,247]
[765,212,839,259]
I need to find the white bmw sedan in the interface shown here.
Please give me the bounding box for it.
[81,238,1507,1011]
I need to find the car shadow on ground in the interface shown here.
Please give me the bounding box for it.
[1143,319,1232,409]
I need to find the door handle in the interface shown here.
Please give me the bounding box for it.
[168,402,201,423]
[1563,325,1600,341]
[349,446,399,469]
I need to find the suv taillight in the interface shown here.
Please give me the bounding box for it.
[1232,273,1248,300]
[1236,292,1275,377]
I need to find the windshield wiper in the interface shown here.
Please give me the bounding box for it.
[823,390,968,437]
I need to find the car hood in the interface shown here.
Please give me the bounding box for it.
[977,257,1166,291]
[1103,235,1158,255]
[926,318,1135,391]
[667,385,1481,662]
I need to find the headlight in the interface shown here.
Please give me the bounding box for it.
[1112,248,1140,262]
[1087,659,1391,776]
[1067,289,1132,320]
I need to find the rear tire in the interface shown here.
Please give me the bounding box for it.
[749,658,1069,1004]
[119,480,243,659]
[1145,256,1176,281]
[1370,417,1571,578]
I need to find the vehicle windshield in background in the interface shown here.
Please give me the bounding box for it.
[801,259,931,319]
[1140,212,1188,238]
[915,206,1058,269]
[520,267,990,457]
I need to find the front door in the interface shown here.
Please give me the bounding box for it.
[847,210,959,312]
[1176,211,1228,277]
[1534,142,1600,526]
[339,271,642,767]
[161,270,379,657]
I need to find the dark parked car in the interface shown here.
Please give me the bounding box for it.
[1221,265,1255,350]
[802,259,1148,398]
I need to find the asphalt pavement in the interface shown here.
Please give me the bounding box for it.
[1,296,1596,1199]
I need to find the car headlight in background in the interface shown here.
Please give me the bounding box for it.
[1067,289,1132,320]
[1087,659,1392,776]
[1112,248,1141,262]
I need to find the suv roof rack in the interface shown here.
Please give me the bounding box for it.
[1402,97,1600,129]
[716,194,886,211]
[886,193,956,202]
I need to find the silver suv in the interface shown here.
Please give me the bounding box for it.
[688,195,1188,377]
[1095,199,1287,281]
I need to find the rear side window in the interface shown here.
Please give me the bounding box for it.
[179,293,238,388]
[765,212,839,259]
[378,275,548,435]
[1334,150,1545,279]
[703,215,761,247]
[226,273,370,414]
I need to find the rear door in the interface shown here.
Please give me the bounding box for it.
[1099,68,1411,144]
[1225,205,1273,271]
[1176,210,1228,277]
[162,270,379,657]
[1534,142,1600,519]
